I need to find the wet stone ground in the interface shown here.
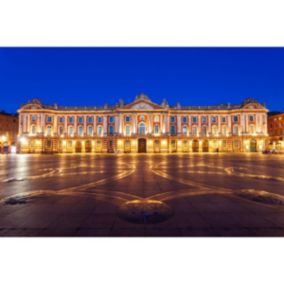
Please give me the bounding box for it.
[0,153,284,237]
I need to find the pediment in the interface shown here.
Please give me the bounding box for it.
[242,102,266,110]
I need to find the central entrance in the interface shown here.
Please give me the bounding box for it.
[138,138,147,153]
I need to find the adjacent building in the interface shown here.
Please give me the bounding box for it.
[18,94,268,154]
[268,112,284,151]
[0,112,18,153]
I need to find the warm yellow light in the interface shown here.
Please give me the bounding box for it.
[1,135,7,142]
[36,140,41,146]
[20,137,28,146]
[161,139,167,146]
[62,140,67,146]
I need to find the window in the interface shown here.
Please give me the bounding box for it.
[97,126,103,136]
[249,115,254,122]
[139,123,146,135]
[125,125,131,136]
[68,126,74,136]
[202,116,207,124]
[97,116,103,123]
[31,125,36,135]
[170,125,176,136]
[211,116,217,123]
[222,126,227,136]
[154,125,160,134]
[182,116,188,123]
[78,126,84,137]
[109,125,114,135]
[78,116,84,124]
[192,116,198,124]
[192,127,197,136]
[46,125,52,136]
[58,126,64,136]
[68,116,74,124]
[201,126,207,136]
[31,115,37,122]
[46,116,52,123]
[233,125,239,135]
[154,115,159,123]
[233,115,239,123]
[182,126,188,135]
[250,125,255,134]
[59,116,64,123]
[222,116,227,123]
[212,126,218,136]
[170,116,176,123]
[125,116,131,123]
[109,116,115,123]
[87,116,94,124]
[87,126,93,136]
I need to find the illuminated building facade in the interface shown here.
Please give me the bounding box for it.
[0,112,18,153]
[18,94,268,154]
[268,112,284,151]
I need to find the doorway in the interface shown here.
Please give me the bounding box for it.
[138,138,147,153]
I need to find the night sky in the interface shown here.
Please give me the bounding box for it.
[0,48,284,114]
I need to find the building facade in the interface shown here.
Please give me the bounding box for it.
[18,94,268,154]
[268,112,284,151]
[0,112,18,153]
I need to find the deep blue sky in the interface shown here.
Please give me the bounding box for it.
[0,48,284,113]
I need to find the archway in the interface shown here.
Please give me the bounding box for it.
[124,140,131,153]
[85,140,92,153]
[250,139,257,152]
[75,141,82,153]
[192,139,199,152]
[138,138,147,153]
[154,140,161,153]
[202,140,209,152]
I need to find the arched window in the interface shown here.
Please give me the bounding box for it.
[87,126,93,136]
[212,126,218,136]
[233,125,239,135]
[182,126,188,135]
[201,126,207,137]
[139,123,146,135]
[46,125,52,136]
[125,125,131,136]
[192,127,197,136]
[31,125,36,135]
[97,126,103,136]
[78,126,84,137]
[154,125,160,135]
[58,126,64,136]
[68,126,74,137]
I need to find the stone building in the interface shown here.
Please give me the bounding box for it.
[18,94,268,154]
[0,111,18,153]
[268,112,284,151]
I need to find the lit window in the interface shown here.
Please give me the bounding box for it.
[182,126,188,135]
[31,125,36,135]
[58,126,64,136]
[68,126,74,136]
[139,123,146,135]
[192,127,197,136]
[78,126,84,137]
[97,126,103,136]
[46,125,52,136]
[125,125,131,136]
[233,125,239,135]
[87,126,93,136]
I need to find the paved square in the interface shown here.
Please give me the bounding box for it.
[0,153,284,236]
